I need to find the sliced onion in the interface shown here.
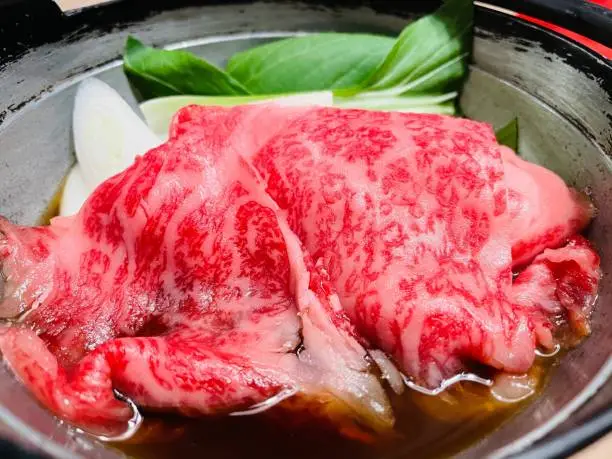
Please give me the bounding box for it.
[94,392,143,442]
[229,387,298,416]
[59,165,89,217]
[72,77,160,191]
[369,349,405,395]
[403,372,492,396]
[490,372,537,403]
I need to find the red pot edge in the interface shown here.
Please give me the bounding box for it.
[516,0,612,59]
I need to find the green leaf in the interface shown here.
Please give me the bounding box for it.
[333,0,472,116]
[226,34,395,94]
[495,118,519,151]
[359,0,473,96]
[123,36,250,100]
[122,0,473,116]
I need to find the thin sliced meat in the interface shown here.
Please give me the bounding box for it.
[0,101,600,434]
[502,147,594,267]
[170,105,599,388]
[513,235,600,348]
[0,129,392,436]
[248,107,532,387]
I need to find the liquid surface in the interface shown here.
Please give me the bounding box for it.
[37,177,65,225]
[111,359,554,459]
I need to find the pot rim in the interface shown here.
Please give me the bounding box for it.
[481,0,612,48]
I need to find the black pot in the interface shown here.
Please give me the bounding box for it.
[0,1,610,458]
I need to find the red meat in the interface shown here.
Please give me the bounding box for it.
[170,104,598,388]
[502,147,594,267]
[0,126,392,436]
[0,104,600,435]
[513,235,600,348]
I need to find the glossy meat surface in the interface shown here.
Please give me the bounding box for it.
[502,147,594,267]
[0,104,600,435]
[0,125,391,435]
[171,105,599,387]
[513,235,600,348]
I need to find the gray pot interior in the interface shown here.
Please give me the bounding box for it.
[0,2,610,458]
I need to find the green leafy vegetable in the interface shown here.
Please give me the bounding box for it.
[359,0,472,94]
[336,0,472,114]
[123,37,250,100]
[495,118,519,151]
[122,0,472,116]
[226,34,395,94]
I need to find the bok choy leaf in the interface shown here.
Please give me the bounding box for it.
[495,118,519,151]
[124,37,250,100]
[226,34,395,94]
[335,0,472,113]
[358,0,472,95]
[122,0,472,116]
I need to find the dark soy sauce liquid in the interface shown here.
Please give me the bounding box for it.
[38,177,66,225]
[111,358,556,459]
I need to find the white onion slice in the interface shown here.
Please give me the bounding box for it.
[59,165,89,217]
[369,349,405,395]
[72,78,160,191]
[93,391,143,442]
[59,78,161,216]
[403,372,492,396]
[535,343,561,358]
[490,372,537,403]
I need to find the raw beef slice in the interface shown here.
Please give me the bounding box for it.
[171,105,599,389]
[0,124,392,436]
[502,147,594,267]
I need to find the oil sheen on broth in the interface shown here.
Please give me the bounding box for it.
[39,183,559,459]
[112,358,555,459]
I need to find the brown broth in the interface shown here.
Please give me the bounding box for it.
[37,175,67,226]
[109,357,556,459]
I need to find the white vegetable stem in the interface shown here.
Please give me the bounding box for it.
[59,165,89,217]
[73,78,160,188]
[61,82,333,217]
[60,78,161,216]
[140,91,334,139]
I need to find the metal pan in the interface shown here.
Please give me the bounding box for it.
[0,1,610,458]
